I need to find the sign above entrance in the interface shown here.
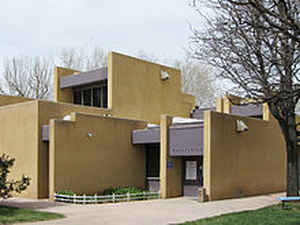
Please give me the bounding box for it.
[171,147,202,155]
[169,125,203,156]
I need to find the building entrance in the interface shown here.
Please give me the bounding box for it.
[145,144,160,192]
[182,156,203,196]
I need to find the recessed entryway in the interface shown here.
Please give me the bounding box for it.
[182,156,203,197]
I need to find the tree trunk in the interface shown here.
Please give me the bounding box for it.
[275,109,299,197]
[286,141,299,196]
[285,124,299,196]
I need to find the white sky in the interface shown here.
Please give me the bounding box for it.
[0,0,202,61]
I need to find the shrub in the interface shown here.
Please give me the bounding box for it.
[0,154,30,199]
[57,190,75,196]
[103,186,143,195]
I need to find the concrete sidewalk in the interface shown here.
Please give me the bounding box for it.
[2,193,283,225]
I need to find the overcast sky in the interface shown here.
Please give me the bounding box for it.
[0,0,202,61]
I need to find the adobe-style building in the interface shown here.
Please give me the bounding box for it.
[0,52,289,200]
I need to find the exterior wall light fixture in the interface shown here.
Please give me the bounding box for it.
[236,120,248,133]
[87,132,93,137]
[63,115,71,121]
[160,70,169,81]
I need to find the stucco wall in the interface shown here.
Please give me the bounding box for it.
[203,111,286,201]
[49,112,146,197]
[160,115,182,198]
[54,67,80,103]
[38,100,111,126]
[37,100,113,198]
[0,98,138,199]
[53,52,194,124]
[108,52,194,124]
[0,101,39,198]
[0,97,111,199]
[0,95,34,107]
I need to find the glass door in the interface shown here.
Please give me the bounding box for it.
[182,156,203,196]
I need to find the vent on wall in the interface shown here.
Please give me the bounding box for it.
[160,70,170,81]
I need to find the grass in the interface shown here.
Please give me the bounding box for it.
[179,203,300,225]
[0,205,64,224]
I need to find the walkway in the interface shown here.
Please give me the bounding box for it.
[2,193,282,225]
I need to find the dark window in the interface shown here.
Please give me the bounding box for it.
[146,145,160,177]
[102,85,108,108]
[72,83,107,108]
[83,89,92,106]
[93,88,101,107]
[73,91,82,105]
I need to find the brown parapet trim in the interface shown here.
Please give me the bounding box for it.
[60,67,108,89]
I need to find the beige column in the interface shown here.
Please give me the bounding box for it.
[216,98,224,113]
[160,115,182,199]
[54,67,80,103]
[48,119,56,201]
[223,96,232,114]
[203,111,212,201]
[263,103,271,121]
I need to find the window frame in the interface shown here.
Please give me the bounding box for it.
[72,82,107,108]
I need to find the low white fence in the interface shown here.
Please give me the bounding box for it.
[54,191,160,204]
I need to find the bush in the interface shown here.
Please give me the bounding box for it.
[0,154,30,199]
[56,186,146,197]
[103,186,143,195]
[57,190,75,196]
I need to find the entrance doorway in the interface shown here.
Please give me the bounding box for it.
[145,144,160,192]
[182,156,203,196]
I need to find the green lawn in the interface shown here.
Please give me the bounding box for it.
[0,206,64,224]
[179,203,300,225]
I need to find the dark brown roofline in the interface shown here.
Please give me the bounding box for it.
[60,67,108,89]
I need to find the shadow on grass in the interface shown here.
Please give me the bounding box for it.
[0,199,66,210]
[0,206,18,217]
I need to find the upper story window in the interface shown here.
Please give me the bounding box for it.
[73,83,107,108]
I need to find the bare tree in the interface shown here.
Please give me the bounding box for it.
[226,0,300,44]
[0,56,53,99]
[173,55,217,107]
[59,46,107,71]
[190,0,300,196]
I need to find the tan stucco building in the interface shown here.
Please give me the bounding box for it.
[0,52,289,200]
